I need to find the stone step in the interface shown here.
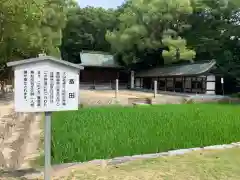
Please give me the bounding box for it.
[128,98,152,105]
[81,98,116,106]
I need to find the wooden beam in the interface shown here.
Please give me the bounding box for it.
[204,76,207,93]
[173,77,176,92]
[117,71,119,79]
[165,77,167,91]
[182,76,184,92]
[190,77,192,93]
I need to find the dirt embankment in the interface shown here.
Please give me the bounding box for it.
[0,102,42,179]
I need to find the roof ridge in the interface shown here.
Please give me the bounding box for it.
[79,51,122,68]
[163,60,215,68]
[7,56,84,70]
[136,60,216,77]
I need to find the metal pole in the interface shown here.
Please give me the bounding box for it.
[154,80,157,98]
[130,71,134,89]
[44,112,52,180]
[115,79,119,99]
[221,77,224,96]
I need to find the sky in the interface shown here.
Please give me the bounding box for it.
[77,0,125,9]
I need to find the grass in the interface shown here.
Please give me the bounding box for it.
[51,104,240,164]
[60,148,240,180]
[2,148,240,180]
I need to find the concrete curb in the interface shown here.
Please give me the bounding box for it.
[49,142,240,169]
[23,142,240,179]
[106,143,240,165]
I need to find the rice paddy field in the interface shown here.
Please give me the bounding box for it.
[51,104,240,164]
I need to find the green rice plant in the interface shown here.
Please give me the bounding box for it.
[51,104,240,164]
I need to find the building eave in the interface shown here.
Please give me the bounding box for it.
[135,60,216,77]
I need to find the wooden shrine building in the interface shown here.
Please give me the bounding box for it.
[134,60,230,95]
[79,51,128,89]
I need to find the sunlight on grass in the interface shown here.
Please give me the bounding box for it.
[55,148,240,180]
[51,104,240,164]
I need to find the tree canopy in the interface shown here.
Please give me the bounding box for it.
[0,0,74,66]
[106,0,196,65]
[181,0,240,80]
[61,6,118,63]
[1,0,239,81]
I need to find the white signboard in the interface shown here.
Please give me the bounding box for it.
[221,77,224,84]
[14,61,79,112]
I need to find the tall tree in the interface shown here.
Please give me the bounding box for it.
[40,0,69,57]
[181,0,240,81]
[0,0,44,64]
[0,0,71,65]
[61,7,118,63]
[106,0,196,66]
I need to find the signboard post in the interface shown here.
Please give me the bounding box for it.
[115,79,119,99]
[44,112,51,180]
[154,80,157,98]
[130,71,134,89]
[7,56,84,180]
[221,77,224,95]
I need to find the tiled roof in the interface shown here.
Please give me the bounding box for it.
[79,51,122,68]
[136,60,216,77]
[7,56,84,70]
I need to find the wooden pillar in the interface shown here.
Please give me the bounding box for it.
[165,77,167,91]
[182,76,184,92]
[150,78,153,90]
[154,80,157,98]
[117,72,119,79]
[201,77,204,93]
[190,77,192,93]
[115,79,119,99]
[93,69,96,89]
[173,77,175,92]
[204,77,207,93]
[93,80,95,89]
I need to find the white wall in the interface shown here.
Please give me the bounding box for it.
[206,75,216,95]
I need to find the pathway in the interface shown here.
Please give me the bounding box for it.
[0,94,42,179]
[79,90,185,106]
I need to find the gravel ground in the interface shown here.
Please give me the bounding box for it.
[0,96,42,179]
[79,90,185,106]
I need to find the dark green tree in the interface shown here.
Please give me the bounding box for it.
[106,0,196,66]
[61,7,118,63]
[181,0,240,81]
[0,0,71,64]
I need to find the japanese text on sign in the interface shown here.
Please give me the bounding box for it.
[37,71,41,107]
[17,68,79,112]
